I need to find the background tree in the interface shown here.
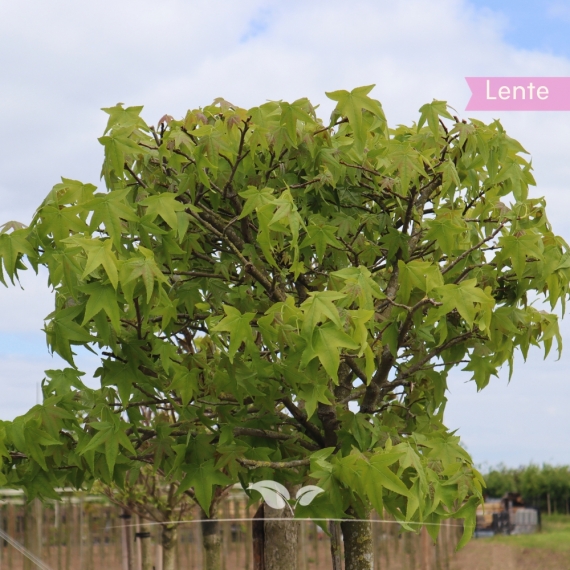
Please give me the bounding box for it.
[485,464,570,514]
[0,86,569,570]
[98,462,195,570]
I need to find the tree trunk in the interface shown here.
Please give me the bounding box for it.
[161,524,177,570]
[121,509,134,570]
[32,499,43,564]
[263,500,297,570]
[329,521,342,570]
[341,506,373,570]
[201,514,222,570]
[138,522,154,570]
[252,504,265,570]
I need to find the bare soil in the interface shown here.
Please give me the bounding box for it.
[451,540,570,570]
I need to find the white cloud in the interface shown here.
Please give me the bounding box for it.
[0,268,53,333]
[445,329,570,467]
[547,1,570,21]
[0,352,99,421]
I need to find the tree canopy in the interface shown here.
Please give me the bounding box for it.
[485,464,570,512]
[0,86,568,558]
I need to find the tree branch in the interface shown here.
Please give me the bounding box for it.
[280,396,325,447]
[237,458,310,470]
[442,222,505,276]
[233,427,319,451]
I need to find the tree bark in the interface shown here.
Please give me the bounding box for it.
[329,521,343,570]
[341,506,373,570]
[201,514,222,570]
[263,500,298,570]
[121,509,134,570]
[138,521,154,570]
[161,524,177,570]
[252,504,265,570]
[32,499,43,565]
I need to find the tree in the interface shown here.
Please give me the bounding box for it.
[98,463,196,570]
[1,86,568,570]
[485,464,570,514]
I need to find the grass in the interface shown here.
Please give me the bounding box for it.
[490,514,570,552]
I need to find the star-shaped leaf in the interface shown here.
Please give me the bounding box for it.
[301,321,360,383]
[140,193,186,231]
[84,188,138,247]
[80,283,121,331]
[211,305,255,362]
[179,459,231,513]
[326,85,385,151]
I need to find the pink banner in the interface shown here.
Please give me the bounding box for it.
[465,77,570,111]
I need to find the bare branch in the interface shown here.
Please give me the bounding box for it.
[233,427,319,451]
[237,457,310,470]
[442,222,505,276]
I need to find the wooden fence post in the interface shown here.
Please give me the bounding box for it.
[421,526,431,570]
[121,509,134,570]
[0,504,3,570]
[7,503,14,569]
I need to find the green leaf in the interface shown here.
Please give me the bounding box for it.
[120,246,168,302]
[52,314,95,344]
[279,98,315,144]
[425,213,466,255]
[298,382,332,419]
[419,433,472,467]
[326,85,385,151]
[238,186,275,219]
[84,188,138,247]
[453,496,480,550]
[300,224,339,262]
[255,203,278,267]
[0,229,34,283]
[105,432,119,476]
[368,451,410,497]
[179,459,231,513]
[23,425,62,471]
[80,283,121,331]
[140,193,186,230]
[101,104,146,134]
[43,368,86,395]
[398,260,442,304]
[98,131,144,174]
[38,205,89,243]
[300,291,344,337]
[170,368,200,406]
[333,454,367,497]
[499,233,544,278]
[302,321,360,383]
[417,100,454,137]
[211,305,255,363]
[384,141,427,195]
[434,279,495,329]
[462,355,498,390]
[331,266,385,311]
[67,238,119,289]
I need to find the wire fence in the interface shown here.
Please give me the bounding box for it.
[0,491,462,570]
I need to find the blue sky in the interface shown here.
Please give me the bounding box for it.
[1,0,570,468]
[470,1,570,58]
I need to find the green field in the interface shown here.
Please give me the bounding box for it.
[490,514,570,552]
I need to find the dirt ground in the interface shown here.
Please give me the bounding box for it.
[450,540,570,570]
